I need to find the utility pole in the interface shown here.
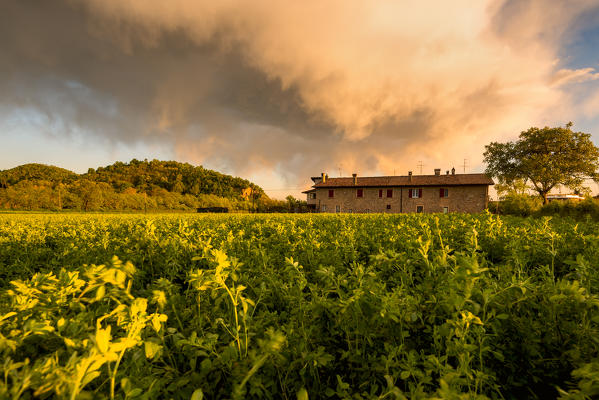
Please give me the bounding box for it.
[56,183,62,210]
[142,175,147,214]
[417,161,424,174]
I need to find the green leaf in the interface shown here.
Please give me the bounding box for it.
[96,326,111,354]
[128,388,143,398]
[95,285,106,300]
[151,313,167,333]
[0,312,17,322]
[121,377,132,392]
[144,341,162,359]
[191,389,204,400]
[81,370,101,387]
[297,388,309,400]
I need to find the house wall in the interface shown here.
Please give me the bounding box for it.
[314,185,488,213]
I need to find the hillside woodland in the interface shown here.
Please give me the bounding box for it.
[0,160,295,212]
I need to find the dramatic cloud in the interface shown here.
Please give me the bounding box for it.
[551,68,599,86]
[1,0,598,194]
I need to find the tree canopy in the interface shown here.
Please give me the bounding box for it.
[0,163,76,188]
[484,123,599,204]
[0,160,292,212]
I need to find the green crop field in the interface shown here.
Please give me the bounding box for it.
[0,212,598,399]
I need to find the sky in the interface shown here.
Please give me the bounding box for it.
[2,0,599,199]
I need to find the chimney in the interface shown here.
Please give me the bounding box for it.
[321,172,326,183]
[434,168,441,176]
[352,173,357,185]
[451,167,455,175]
[408,171,412,182]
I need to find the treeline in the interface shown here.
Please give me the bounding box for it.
[0,161,301,212]
[489,193,599,219]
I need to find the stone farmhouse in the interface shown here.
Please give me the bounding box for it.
[303,169,494,213]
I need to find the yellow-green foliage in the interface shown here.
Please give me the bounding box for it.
[0,213,598,399]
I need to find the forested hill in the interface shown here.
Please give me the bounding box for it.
[82,159,264,198]
[0,160,283,211]
[0,163,77,187]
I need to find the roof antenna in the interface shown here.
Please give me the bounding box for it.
[417,160,424,175]
[461,158,469,173]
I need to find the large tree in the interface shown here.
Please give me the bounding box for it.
[484,123,599,204]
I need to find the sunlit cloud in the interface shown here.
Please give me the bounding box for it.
[1,0,598,196]
[551,68,599,86]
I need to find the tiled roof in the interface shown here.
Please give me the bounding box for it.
[312,173,494,188]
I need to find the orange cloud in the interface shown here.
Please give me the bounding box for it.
[2,0,598,197]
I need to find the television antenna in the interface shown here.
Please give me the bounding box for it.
[461,158,469,173]
[417,161,424,174]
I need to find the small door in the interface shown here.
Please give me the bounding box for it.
[336,205,340,213]
[443,206,448,214]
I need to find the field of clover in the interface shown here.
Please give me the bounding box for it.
[0,212,598,399]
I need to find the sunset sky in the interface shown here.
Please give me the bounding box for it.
[2,0,599,198]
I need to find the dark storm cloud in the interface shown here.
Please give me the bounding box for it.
[1,0,598,191]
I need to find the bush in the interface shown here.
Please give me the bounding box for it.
[536,198,599,220]
[493,193,541,217]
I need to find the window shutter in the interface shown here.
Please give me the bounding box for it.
[418,188,422,198]
[408,189,412,198]
[440,188,444,198]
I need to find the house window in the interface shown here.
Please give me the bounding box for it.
[357,189,363,198]
[328,189,334,198]
[386,204,391,210]
[387,189,393,198]
[443,206,448,214]
[379,189,383,198]
[440,188,448,198]
[409,188,422,198]
[336,205,340,213]
[322,205,327,212]
[348,209,352,213]
[416,205,424,213]
[366,209,371,213]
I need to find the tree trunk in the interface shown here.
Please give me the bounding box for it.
[542,192,548,205]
